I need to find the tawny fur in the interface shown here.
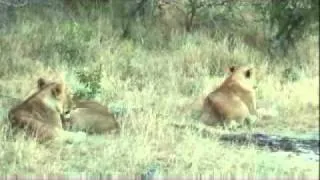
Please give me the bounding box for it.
[8,77,79,142]
[63,99,120,135]
[200,66,258,126]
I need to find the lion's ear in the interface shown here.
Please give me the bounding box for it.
[229,66,236,73]
[37,78,47,89]
[245,68,252,78]
[51,84,64,98]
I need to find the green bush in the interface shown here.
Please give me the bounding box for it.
[74,65,103,99]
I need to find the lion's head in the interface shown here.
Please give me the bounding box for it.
[36,77,75,115]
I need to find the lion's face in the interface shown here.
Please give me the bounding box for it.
[37,77,76,115]
[62,86,76,114]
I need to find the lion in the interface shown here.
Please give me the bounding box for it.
[62,99,120,135]
[200,65,258,127]
[7,77,86,143]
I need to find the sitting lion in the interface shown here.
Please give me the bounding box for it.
[62,99,120,135]
[8,77,86,143]
[200,65,258,127]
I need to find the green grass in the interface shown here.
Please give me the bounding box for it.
[0,5,319,176]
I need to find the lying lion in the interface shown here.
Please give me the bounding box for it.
[200,65,258,127]
[62,99,120,135]
[8,77,87,143]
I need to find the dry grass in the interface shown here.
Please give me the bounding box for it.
[0,5,319,177]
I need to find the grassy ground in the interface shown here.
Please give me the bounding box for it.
[0,5,319,176]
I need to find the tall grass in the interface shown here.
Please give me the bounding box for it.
[0,4,318,176]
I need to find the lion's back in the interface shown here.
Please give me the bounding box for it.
[201,66,256,125]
